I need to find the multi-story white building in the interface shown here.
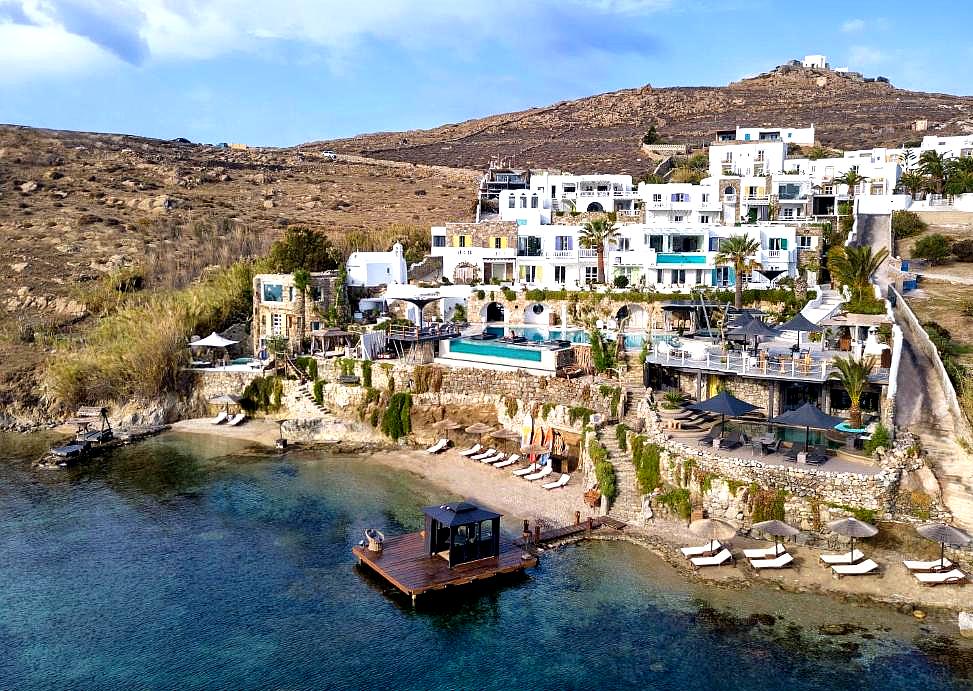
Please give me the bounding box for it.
[919,134,973,160]
[708,141,787,178]
[715,125,816,145]
[497,172,639,224]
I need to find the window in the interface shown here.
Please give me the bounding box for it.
[782,208,795,219]
[584,266,598,283]
[695,269,703,284]
[530,195,538,209]
[646,235,664,252]
[522,265,537,283]
[672,269,686,283]
[262,283,283,302]
[715,266,731,286]
[768,238,788,251]
[554,266,566,283]
[508,196,515,209]
[563,184,576,193]
[723,186,735,196]
[656,269,663,283]
[699,214,710,224]
[652,194,662,202]
[517,236,542,257]
[671,193,689,203]
[616,237,631,251]
[673,215,684,222]
[519,195,527,208]
[702,193,709,203]
[493,237,503,249]
[458,236,468,248]
[433,235,446,248]
[271,313,284,335]
[797,236,813,249]
[554,236,573,251]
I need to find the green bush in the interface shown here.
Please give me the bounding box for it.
[240,376,283,414]
[295,356,318,381]
[613,275,629,288]
[381,392,412,439]
[752,488,786,523]
[475,289,486,300]
[313,379,325,405]
[615,423,628,451]
[892,210,927,239]
[953,239,973,262]
[501,287,517,302]
[913,234,953,263]
[657,487,691,520]
[589,437,617,502]
[631,437,661,495]
[360,360,372,388]
[568,406,595,426]
[864,423,891,456]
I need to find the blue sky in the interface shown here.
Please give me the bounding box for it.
[1,0,971,146]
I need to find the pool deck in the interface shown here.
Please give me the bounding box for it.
[353,531,536,604]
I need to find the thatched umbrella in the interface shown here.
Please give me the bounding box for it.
[209,393,240,414]
[520,442,549,464]
[752,519,799,557]
[464,423,494,449]
[827,516,878,557]
[490,428,522,452]
[433,418,463,441]
[689,518,737,552]
[916,523,971,571]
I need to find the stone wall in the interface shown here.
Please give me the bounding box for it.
[185,369,263,403]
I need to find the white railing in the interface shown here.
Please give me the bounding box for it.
[551,250,574,258]
[579,249,598,258]
[647,350,830,380]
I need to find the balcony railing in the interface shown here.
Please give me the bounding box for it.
[645,350,831,381]
[579,249,598,258]
[551,249,574,258]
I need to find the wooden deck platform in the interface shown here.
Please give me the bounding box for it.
[353,531,536,603]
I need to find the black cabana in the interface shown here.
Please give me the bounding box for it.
[769,402,843,452]
[423,502,501,568]
[688,390,759,438]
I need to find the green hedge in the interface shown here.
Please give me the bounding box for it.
[588,437,617,502]
[381,392,412,439]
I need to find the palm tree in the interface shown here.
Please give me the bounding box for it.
[898,148,917,170]
[715,234,761,309]
[899,170,926,199]
[292,268,311,353]
[918,150,947,194]
[827,245,889,302]
[945,156,973,195]
[579,215,620,284]
[834,169,869,200]
[832,355,876,428]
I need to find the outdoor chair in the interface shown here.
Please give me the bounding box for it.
[903,558,953,573]
[719,431,744,450]
[682,541,723,558]
[524,466,554,482]
[750,552,794,570]
[819,549,865,566]
[690,548,733,569]
[913,569,968,586]
[457,443,482,457]
[761,439,781,455]
[831,559,880,578]
[783,445,799,462]
[806,447,829,464]
[542,473,570,490]
[697,432,718,447]
[743,546,783,559]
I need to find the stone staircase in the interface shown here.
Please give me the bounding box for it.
[800,287,844,325]
[294,380,328,417]
[596,424,643,525]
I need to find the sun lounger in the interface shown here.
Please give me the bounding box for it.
[831,558,879,578]
[470,448,497,461]
[524,466,554,482]
[425,438,449,454]
[479,452,505,464]
[697,433,718,447]
[681,541,723,558]
[227,413,246,426]
[512,463,539,477]
[750,552,794,569]
[690,548,733,568]
[819,549,865,566]
[903,558,954,572]
[719,431,744,450]
[743,546,783,559]
[211,410,228,425]
[493,454,520,469]
[457,444,482,457]
[913,569,968,586]
[542,473,570,490]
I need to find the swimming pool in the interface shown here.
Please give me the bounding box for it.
[447,339,544,362]
[486,326,674,350]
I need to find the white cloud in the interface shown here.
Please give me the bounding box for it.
[841,18,865,33]
[848,45,887,67]
[0,21,120,83]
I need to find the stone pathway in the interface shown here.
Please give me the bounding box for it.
[596,424,643,526]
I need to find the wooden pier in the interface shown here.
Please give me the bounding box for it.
[353,531,537,604]
[514,516,627,548]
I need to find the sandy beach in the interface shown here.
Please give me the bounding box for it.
[169,419,973,621]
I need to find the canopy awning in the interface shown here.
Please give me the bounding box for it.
[777,313,824,333]
[190,332,238,348]
[423,501,501,527]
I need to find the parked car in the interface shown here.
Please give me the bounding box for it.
[322,150,338,161]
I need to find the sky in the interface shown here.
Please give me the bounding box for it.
[1,0,972,147]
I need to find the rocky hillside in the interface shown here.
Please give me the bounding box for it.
[318,63,973,174]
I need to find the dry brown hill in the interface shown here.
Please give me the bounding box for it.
[319,63,973,174]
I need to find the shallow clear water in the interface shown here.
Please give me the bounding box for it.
[1,433,970,690]
[486,325,663,349]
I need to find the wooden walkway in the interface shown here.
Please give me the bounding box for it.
[353,532,537,604]
[514,517,627,548]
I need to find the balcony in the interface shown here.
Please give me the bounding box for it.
[655,252,709,265]
[579,249,598,258]
[744,195,770,203]
[551,249,575,258]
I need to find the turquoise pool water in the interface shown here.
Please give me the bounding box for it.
[486,326,670,350]
[0,433,970,690]
[657,253,708,264]
[449,338,543,362]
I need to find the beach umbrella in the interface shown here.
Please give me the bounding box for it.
[464,423,494,436]
[916,523,971,570]
[827,516,878,558]
[729,316,779,351]
[433,418,463,441]
[689,518,737,552]
[209,393,240,414]
[688,390,759,438]
[190,332,238,348]
[521,442,548,464]
[752,519,799,557]
[777,312,824,352]
[769,402,844,452]
[490,428,521,451]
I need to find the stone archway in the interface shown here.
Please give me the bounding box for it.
[586,202,604,213]
[616,303,648,329]
[453,262,479,285]
[482,301,505,323]
[523,302,552,325]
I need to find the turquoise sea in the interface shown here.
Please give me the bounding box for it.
[1,432,971,690]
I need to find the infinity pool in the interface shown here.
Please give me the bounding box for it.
[447,338,544,362]
[486,326,674,350]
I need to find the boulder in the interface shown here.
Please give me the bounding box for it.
[959,612,973,639]
[19,180,38,193]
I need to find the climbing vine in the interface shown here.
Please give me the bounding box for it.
[589,437,617,502]
[380,392,412,439]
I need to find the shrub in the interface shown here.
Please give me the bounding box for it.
[501,287,517,302]
[913,234,952,263]
[613,274,629,288]
[864,423,891,456]
[615,423,628,451]
[568,406,594,426]
[657,488,691,520]
[631,437,661,495]
[313,379,325,405]
[360,360,372,388]
[751,488,786,523]
[599,385,621,418]
[891,210,927,239]
[295,356,318,381]
[589,437,617,502]
[380,392,412,439]
[240,376,283,414]
[268,225,339,272]
[475,289,486,300]
[953,239,973,262]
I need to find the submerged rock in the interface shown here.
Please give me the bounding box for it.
[959,612,973,639]
[818,623,864,636]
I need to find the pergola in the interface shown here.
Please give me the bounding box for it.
[422,502,501,568]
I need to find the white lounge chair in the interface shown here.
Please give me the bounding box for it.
[493,454,519,469]
[211,410,228,425]
[681,541,723,558]
[903,558,954,572]
[512,463,539,477]
[914,569,967,586]
[831,558,879,578]
[524,466,554,482]
[690,548,733,568]
[479,452,505,464]
[542,473,570,490]
[750,552,794,569]
[819,549,865,566]
[425,438,449,454]
[227,413,246,426]
[470,448,497,461]
[457,444,482,457]
[742,546,783,560]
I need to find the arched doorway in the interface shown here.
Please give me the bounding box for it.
[484,302,505,323]
[453,262,479,285]
[616,304,648,329]
[586,202,604,212]
[523,302,551,326]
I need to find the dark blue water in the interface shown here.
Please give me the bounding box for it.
[1,433,970,690]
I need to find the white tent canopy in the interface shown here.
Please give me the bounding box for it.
[190,332,238,348]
